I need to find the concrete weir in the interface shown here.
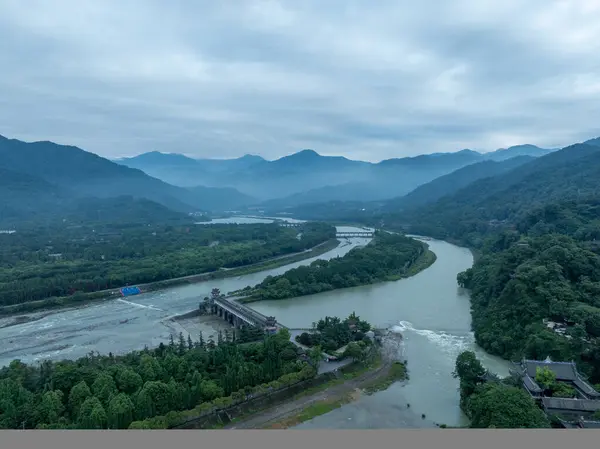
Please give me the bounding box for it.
[210,296,281,333]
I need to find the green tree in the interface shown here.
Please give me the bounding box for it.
[199,380,224,402]
[78,396,107,429]
[68,381,92,417]
[0,378,33,428]
[91,373,118,405]
[135,381,176,419]
[467,383,551,428]
[108,393,136,429]
[535,367,556,391]
[36,390,65,426]
[115,368,143,395]
[453,351,486,408]
[308,345,322,370]
[343,341,364,363]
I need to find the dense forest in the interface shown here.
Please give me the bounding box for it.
[383,156,534,212]
[395,143,600,245]
[453,351,550,428]
[457,223,600,383]
[376,143,600,384]
[243,232,426,301]
[0,328,316,429]
[0,222,336,307]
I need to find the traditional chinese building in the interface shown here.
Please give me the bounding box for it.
[510,357,600,426]
[511,357,600,400]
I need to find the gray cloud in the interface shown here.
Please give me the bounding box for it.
[1,0,599,161]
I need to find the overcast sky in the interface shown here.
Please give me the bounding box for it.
[1,0,599,162]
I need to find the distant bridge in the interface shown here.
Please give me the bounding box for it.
[278,222,302,228]
[277,222,374,238]
[336,231,374,238]
[211,296,283,331]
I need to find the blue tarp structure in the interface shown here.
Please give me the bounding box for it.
[120,286,141,297]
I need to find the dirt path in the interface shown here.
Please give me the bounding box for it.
[225,361,392,429]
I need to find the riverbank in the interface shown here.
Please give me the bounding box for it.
[225,351,410,429]
[0,238,340,321]
[386,247,436,281]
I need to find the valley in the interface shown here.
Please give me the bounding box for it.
[4,2,600,438]
[2,132,600,430]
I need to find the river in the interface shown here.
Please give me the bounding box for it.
[0,219,509,428]
[249,238,511,428]
[0,225,368,367]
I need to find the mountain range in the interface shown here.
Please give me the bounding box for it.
[0,135,254,225]
[116,144,556,205]
[400,141,600,240]
[1,132,596,227]
[259,136,600,220]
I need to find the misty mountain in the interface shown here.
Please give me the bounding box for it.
[399,142,600,239]
[0,165,186,226]
[256,149,546,208]
[118,144,555,206]
[379,149,482,168]
[585,137,600,147]
[0,136,257,215]
[186,185,258,211]
[384,155,536,211]
[117,151,267,188]
[0,167,73,224]
[0,136,196,211]
[483,144,554,161]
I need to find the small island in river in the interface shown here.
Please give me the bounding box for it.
[237,231,437,303]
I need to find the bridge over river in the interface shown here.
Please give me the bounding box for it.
[335,231,373,238]
[211,296,284,333]
[276,222,374,238]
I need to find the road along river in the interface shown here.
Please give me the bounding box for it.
[0,220,509,427]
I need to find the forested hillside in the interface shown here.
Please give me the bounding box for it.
[397,143,600,245]
[384,156,534,211]
[383,141,600,384]
[0,135,258,216]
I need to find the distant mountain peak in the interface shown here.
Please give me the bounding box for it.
[240,154,265,161]
[495,144,540,152]
[293,149,320,157]
[274,149,322,163]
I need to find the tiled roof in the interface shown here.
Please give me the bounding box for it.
[580,421,600,429]
[573,379,600,398]
[541,397,600,412]
[524,360,578,380]
[523,375,543,393]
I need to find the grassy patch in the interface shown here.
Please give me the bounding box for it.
[362,361,408,395]
[261,356,393,429]
[263,394,353,429]
[286,359,380,401]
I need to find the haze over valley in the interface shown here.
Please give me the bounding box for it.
[2,0,600,432]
